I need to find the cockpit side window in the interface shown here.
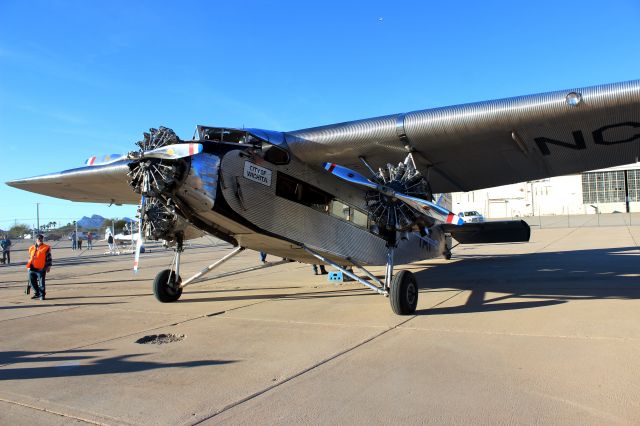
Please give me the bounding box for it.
[263,145,290,165]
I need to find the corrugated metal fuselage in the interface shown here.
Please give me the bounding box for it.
[179,147,445,266]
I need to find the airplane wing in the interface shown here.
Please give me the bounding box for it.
[286,80,640,193]
[6,161,138,204]
[7,80,640,200]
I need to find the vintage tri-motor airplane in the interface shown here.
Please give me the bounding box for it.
[7,80,640,314]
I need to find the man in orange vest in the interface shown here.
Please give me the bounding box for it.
[27,234,52,300]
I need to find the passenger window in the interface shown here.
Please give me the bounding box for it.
[352,209,368,228]
[330,200,350,221]
[276,173,332,210]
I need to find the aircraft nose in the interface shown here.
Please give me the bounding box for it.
[179,153,221,212]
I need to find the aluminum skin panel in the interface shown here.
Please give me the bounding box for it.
[179,153,220,212]
[286,80,640,193]
[218,150,438,265]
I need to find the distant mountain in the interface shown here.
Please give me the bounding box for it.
[77,215,106,229]
[77,215,135,230]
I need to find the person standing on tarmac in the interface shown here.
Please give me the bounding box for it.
[107,232,114,254]
[0,234,11,265]
[27,234,52,300]
[312,264,328,275]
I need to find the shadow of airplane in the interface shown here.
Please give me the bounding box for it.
[177,246,639,316]
[412,246,640,315]
[0,349,235,381]
[0,301,124,310]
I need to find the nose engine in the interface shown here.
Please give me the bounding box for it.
[127,127,214,245]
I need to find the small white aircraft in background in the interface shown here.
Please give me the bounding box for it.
[104,225,143,254]
[7,80,640,314]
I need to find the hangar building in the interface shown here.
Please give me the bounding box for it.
[452,163,640,218]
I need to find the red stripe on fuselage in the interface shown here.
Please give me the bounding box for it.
[328,163,336,173]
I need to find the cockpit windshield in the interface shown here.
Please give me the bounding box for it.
[194,125,290,165]
[195,126,256,144]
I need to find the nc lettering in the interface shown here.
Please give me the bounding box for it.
[534,121,640,156]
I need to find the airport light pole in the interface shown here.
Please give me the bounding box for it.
[529,182,535,216]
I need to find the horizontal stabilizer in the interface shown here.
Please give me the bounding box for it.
[442,220,530,244]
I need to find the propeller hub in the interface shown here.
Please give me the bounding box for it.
[127,127,192,243]
[365,161,431,235]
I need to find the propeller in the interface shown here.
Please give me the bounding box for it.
[322,161,464,226]
[392,192,464,225]
[85,143,203,166]
[85,127,200,272]
[322,163,378,191]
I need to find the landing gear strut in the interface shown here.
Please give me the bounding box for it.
[153,242,291,302]
[302,244,419,315]
[153,233,184,303]
[386,245,418,315]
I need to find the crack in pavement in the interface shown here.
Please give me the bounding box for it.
[188,289,457,425]
[0,396,127,425]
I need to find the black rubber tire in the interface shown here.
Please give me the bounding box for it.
[390,270,418,315]
[444,251,452,260]
[153,269,183,303]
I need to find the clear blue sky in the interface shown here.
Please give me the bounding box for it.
[1,0,639,230]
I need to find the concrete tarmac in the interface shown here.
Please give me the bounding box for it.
[0,228,639,425]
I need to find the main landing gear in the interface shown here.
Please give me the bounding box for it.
[302,244,419,315]
[152,242,290,303]
[152,235,418,315]
[153,269,183,302]
[153,233,184,303]
[390,270,418,314]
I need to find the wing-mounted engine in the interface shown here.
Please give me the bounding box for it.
[365,158,432,237]
[323,154,464,245]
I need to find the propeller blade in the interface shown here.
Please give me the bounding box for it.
[394,193,465,225]
[322,162,377,190]
[85,154,126,166]
[323,161,465,225]
[323,162,465,225]
[143,143,203,160]
[85,143,203,167]
[133,196,145,273]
